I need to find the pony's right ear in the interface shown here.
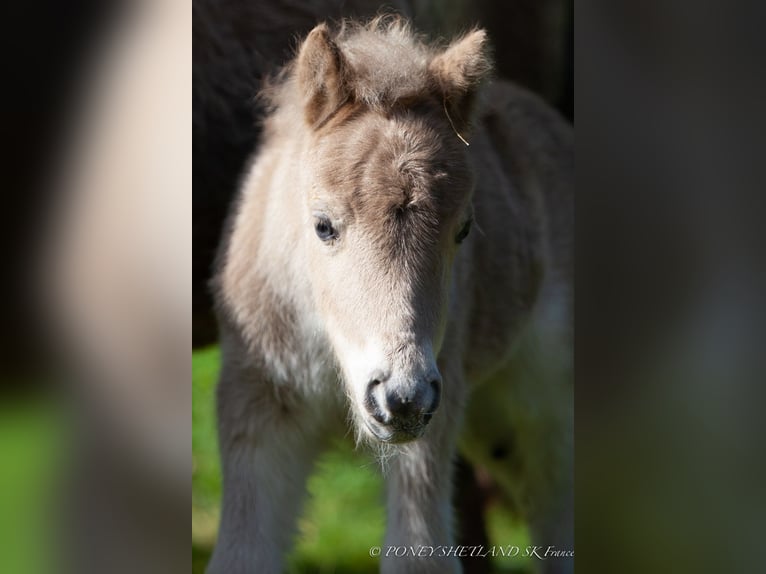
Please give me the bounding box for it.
[296,24,349,128]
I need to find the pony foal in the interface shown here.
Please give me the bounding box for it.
[208,17,572,574]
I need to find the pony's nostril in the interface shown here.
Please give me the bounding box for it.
[371,410,387,424]
[429,378,442,411]
[365,379,389,424]
[385,391,411,417]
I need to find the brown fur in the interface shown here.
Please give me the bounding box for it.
[209,16,572,574]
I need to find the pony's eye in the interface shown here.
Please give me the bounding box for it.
[455,218,472,244]
[314,217,337,241]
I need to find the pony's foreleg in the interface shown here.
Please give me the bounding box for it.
[206,369,325,574]
[381,368,466,574]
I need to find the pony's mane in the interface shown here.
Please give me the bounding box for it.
[261,16,444,113]
[331,16,437,108]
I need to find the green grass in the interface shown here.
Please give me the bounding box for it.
[0,399,62,574]
[192,346,223,513]
[192,347,532,573]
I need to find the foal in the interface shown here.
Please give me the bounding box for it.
[208,17,572,574]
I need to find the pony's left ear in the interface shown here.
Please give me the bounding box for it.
[429,29,492,130]
[296,23,349,128]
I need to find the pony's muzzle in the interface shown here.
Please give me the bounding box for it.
[363,373,442,443]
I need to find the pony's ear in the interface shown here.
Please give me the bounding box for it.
[429,29,492,130]
[296,23,349,128]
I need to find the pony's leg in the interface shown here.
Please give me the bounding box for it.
[461,326,573,574]
[454,455,492,574]
[206,365,329,574]
[380,367,466,574]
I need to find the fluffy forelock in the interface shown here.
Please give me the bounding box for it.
[333,16,437,109]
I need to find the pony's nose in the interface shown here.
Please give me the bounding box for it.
[365,374,441,434]
[385,378,441,421]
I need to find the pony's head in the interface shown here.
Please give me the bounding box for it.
[290,18,491,443]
